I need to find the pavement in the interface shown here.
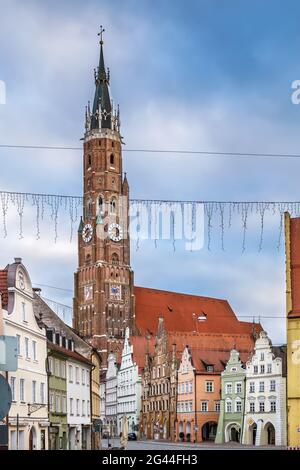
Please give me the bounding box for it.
[101,438,286,450]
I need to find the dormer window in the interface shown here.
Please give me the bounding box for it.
[207,365,214,372]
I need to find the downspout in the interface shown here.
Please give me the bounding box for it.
[240,374,246,444]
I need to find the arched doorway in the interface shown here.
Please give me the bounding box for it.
[29,426,37,450]
[230,426,240,442]
[201,422,218,441]
[186,422,191,442]
[262,423,275,445]
[250,423,257,445]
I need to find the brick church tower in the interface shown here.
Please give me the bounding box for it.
[73,29,135,370]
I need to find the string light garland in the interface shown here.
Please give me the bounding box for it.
[1,190,300,251]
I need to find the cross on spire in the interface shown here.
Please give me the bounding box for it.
[98,25,105,44]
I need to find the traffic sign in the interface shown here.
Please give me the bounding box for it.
[0,336,18,371]
[0,375,12,420]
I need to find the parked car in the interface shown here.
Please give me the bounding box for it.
[128,433,137,441]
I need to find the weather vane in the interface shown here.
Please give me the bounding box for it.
[98,25,105,44]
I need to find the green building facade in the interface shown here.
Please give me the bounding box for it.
[48,345,68,450]
[215,350,246,444]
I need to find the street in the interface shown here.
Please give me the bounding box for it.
[101,439,285,451]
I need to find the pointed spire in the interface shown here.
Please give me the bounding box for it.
[78,216,84,233]
[90,26,113,131]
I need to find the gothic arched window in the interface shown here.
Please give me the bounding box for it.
[98,195,104,215]
[85,197,93,219]
[87,154,92,168]
[110,198,117,214]
[86,254,91,265]
[112,253,119,266]
[110,153,115,165]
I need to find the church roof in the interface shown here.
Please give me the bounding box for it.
[130,335,156,372]
[134,286,261,337]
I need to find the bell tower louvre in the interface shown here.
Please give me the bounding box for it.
[73,27,135,370]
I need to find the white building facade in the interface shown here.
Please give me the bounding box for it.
[242,331,287,446]
[2,258,49,450]
[105,352,118,437]
[117,328,142,436]
[66,356,92,449]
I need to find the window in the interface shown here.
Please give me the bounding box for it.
[20,379,25,402]
[76,399,80,416]
[48,357,54,375]
[259,401,265,413]
[110,198,117,214]
[60,361,66,379]
[87,154,92,168]
[215,401,220,412]
[22,302,26,322]
[270,401,276,412]
[10,377,16,401]
[76,367,79,384]
[56,395,61,413]
[225,382,232,394]
[25,338,30,359]
[226,400,232,413]
[267,364,272,374]
[68,365,73,383]
[82,369,85,385]
[55,359,60,377]
[249,382,255,393]
[70,398,73,415]
[236,399,242,413]
[260,353,265,361]
[250,402,255,413]
[110,154,115,165]
[82,400,85,416]
[205,381,214,393]
[270,380,276,392]
[50,393,54,412]
[206,365,214,372]
[236,382,242,394]
[32,341,37,361]
[201,401,208,412]
[16,335,21,355]
[254,365,258,374]
[87,400,90,416]
[40,383,45,404]
[259,381,265,393]
[260,365,265,374]
[32,381,36,403]
[62,396,67,413]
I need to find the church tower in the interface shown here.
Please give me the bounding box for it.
[73,28,135,370]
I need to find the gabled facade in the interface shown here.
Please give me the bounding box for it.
[176,347,195,442]
[215,349,246,444]
[66,355,92,450]
[140,317,178,441]
[117,328,142,435]
[1,258,49,450]
[242,331,287,446]
[105,352,118,437]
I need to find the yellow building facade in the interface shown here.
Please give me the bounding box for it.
[285,212,300,447]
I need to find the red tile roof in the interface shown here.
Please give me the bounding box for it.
[47,341,93,366]
[289,216,300,318]
[134,286,260,337]
[130,335,156,371]
[0,269,8,307]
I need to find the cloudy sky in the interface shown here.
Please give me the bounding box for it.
[1,0,300,343]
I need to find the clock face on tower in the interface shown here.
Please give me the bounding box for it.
[108,223,123,242]
[82,224,93,243]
